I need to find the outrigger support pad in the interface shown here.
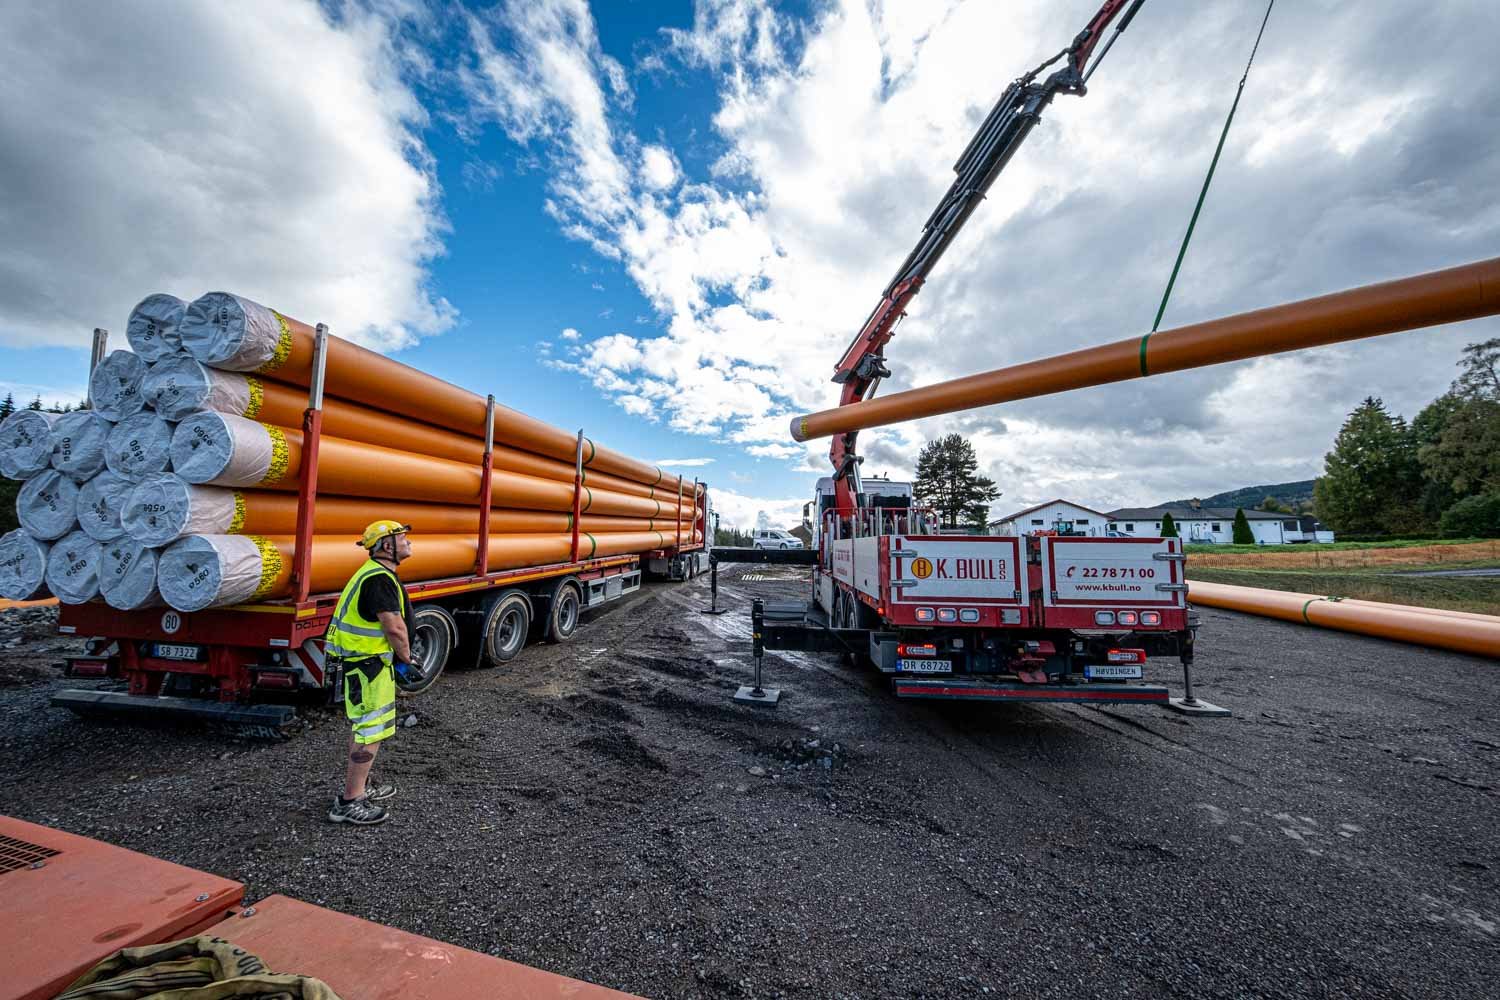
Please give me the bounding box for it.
[1164,653,1229,717]
[734,599,781,707]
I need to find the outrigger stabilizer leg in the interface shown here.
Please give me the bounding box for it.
[700,553,729,615]
[1165,627,1229,717]
[734,598,781,707]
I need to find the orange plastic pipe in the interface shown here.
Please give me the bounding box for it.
[1188,581,1500,659]
[790,256,1500,441]
[180,292,701,493]
[164,370,670,501]
[175,414,695,519]
[181,532,687,607]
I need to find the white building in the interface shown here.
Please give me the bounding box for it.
[988,500,1112,537]
[1105,506,1334,545]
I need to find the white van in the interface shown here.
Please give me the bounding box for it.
[752,528,803,550]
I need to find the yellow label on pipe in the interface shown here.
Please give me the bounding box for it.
[260,426,291,486]
[229,492,247,533]
[244,377,265,420]
[249,535,284,600]
[259,312,295,374]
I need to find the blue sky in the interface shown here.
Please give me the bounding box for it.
[3,1,1498,528]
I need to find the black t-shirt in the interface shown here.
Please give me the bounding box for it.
[354,568,413,659]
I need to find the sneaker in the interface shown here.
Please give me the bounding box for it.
[366,780,398,802]
[328,796,389,825]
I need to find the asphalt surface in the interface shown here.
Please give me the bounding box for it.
[1,567,1497,999]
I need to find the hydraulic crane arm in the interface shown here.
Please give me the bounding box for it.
[825,0,1145,517]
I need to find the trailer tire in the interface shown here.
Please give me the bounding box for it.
[545,580,583,643]
[481,590,531,666]
[401,605,455,694]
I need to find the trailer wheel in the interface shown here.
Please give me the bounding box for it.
[402,605,455,694]
[481,590,531,665]
[545,580,583,643]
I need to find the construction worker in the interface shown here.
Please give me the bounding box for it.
[325,520,417,826]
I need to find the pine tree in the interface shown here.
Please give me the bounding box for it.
[912,434,1000,531]
[26,395,42,411]
[1159,512,1178,537]
[0,393,14,421]
[1231,508,1254,544]
[1314,397,1424,534]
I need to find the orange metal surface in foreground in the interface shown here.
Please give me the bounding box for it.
[249,531,700,600]
[229,493,684,537]
[246,308,674,490]
[0,596,59,610]
[208,895,640,999]
[1188,581,1500,659]
[0,815,243,1000]
[241,424,693,519]
[790,256,1500,440]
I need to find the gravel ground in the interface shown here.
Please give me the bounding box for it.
[1,567,1497,999]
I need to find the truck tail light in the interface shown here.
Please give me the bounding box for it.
[959,609,979,623]
[915,607,936,622]
[66,658,111,678]
[1107,648,1146,664]
[1139,611,1161,626]
[1093,611,1116,625]
[898,643,937,657]
[937,608,958,622]
[1116,610,1139,626]
[252,672,296,690]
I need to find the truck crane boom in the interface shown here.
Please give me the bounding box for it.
[825,0,1145,518]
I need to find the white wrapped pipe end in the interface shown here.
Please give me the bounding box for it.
[50,410,112,481]
[126,293,187,363]
[142,356,252,422]
[171,411,283,486]
[45,529,102,604]
[180,292,289,372]
[159,533,273,612]
[99,539,162,609]
[88,350,149,421]
[0,530,50,600]
[0,410,61,480]
[18,469,81,540]
[76,470,133,542]
[122,473,239,546]
[105,411,175,481]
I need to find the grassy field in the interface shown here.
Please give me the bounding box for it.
[1186,566,1500,616]
[1187,539,1500,569]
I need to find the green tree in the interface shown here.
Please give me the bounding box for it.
[1257,495,1290,513]
[26,395,42,411]
[0,393,14,421]
[1231,507,1255,544]
[912,433,999,531]
[1453,336,1500,400]
[1159,512,1178,537]
[1314,397,1424,534]
[1439,493,1500,538]
[1412,392,1466,519]
[1417,340,1500,509]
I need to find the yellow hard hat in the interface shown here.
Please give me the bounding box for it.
[358,519,411,550]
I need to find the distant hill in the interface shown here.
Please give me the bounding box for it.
[1161,479,1316,511]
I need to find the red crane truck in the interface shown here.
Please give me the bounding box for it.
[53,327,713,737]
[746,0,1225,714]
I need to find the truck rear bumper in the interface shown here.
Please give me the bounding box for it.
[892,677,1170,704]
[51,689,297,738]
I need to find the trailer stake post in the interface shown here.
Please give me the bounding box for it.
[291,324,329,603]
[570,430,584,563]
[735,598,781,706]
[86,328,109,407]
[475,395,496,577]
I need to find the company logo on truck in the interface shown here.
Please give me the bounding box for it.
[909,557,1006,581]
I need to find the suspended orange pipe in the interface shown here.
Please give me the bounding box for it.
[156,531,690,611]
[1188,581,1500,659]
[790,256,1500,441]
[177,292,702,494]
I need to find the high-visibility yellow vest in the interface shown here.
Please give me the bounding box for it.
[325,559,408,664]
